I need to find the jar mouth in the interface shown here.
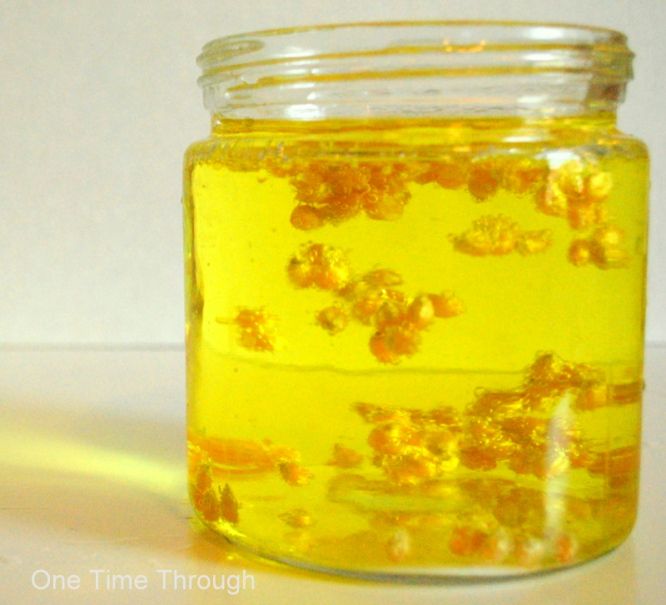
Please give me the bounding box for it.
[197,20,633,120]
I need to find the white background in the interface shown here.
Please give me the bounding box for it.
[1,0,664,345]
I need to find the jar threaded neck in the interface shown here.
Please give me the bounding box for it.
[198,21,633,120]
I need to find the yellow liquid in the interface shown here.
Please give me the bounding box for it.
[183,116,648,576]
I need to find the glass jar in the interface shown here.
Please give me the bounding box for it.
[183,21,649,579]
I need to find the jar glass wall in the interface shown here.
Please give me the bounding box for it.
[183,22,649,579]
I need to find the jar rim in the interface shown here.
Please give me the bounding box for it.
[200,20,628,52]
[197,20,633,120]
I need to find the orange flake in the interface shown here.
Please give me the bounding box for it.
[328,443,363,468]
[290,205,324,230]
[459,445,499,471]
[287,243,351,291]
[567,202,607,231]
[503,157,549,195]
[515,536,546,567]
[589,224,629,269]
[368,331,401,364]
[364,189,409,220]
[536,181,568,218]
[284,161,411,228]
[568,224,629,269]
[351,293,386,325]
[516,230,552,255]
[452,215,551,257]
[278,461,313,486]
[586,171,613,202]
[219,483,239,524]
[480,527,514,562]
[538,159,613,230]
[557,159,586,198]
[232,308,277,352]
[192,462,221,521]
[357,402,462,485]
[428,292,465,318]
[354,402,403,424]
[553,533,578,564]
[194,463,213,493]
[194,488,221,522]
[450,214,519,256]
[368,422,414,456]
[189,435,299,474]
[568,239,592,266]
[316,305,349,334]
[374,299,409,330]
[414,158,470,189]
[385,453,439,485]
[609,380,643,405]
[386,528,412,562]
[587,446,638,487]
[407,295,436,329]
[575,384,609,410]
[449,526,489,557]
[279,508,313,528]
[468,158,502,201]
[369,325,421,364]
[361,269,403,288]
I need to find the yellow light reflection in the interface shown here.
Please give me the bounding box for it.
[0,428,183,499]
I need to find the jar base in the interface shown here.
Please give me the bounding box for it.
[199,518,634,584]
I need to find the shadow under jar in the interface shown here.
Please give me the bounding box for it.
[182,21,649,581]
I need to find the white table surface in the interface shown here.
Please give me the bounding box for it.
[1,345,664,604]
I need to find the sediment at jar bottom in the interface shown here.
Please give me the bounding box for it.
[187,354,640,575]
